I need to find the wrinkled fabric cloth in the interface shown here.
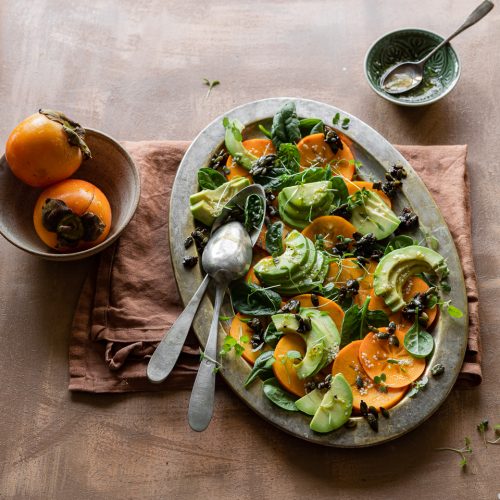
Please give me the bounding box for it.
[69,142,481,392]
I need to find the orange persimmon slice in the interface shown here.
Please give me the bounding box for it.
[297,133,355,179]
[229,313,268,365]
[345,181,392,208]
[389,277,438,329]
[226,139,275,181]
[292,294,344,331]
[332,340,407,411]
[359,327,426,388]
[272,334,306,397]
[302,216,356,251]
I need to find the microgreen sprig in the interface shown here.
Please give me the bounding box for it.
[436,437,473,469]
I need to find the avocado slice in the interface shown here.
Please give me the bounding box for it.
[277,249,328,295]
[254,231,312,284]
[278,181,333,230]
[272,309,341,379]
[271,313,301,334]
[310,373,353,433]
[373,245,449,312]
[189,177,250,226]
[350,189,400,240]
[296,388,325,416]
[223,118,258,170]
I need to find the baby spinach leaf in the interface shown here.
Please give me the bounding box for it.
[340,297,389,348]
[244,194,264,233]
[384,235,416,255]
[262,377,298,411]
[244,351,275,387]
[330,176,349,205]
[230,280,282,316]
[407,375,429,398]
[275,143,301,173]
[265,221,284,257]
[310,121,324,134]
[299,118,323,136]
[404,317,434,358]
[447,304,464,319]
[263,322,283,347]
[271,102,301,150]
[197,167,226,190]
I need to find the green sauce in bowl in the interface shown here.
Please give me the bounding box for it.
[365,28,461,106]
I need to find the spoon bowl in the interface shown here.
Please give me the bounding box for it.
[202,221,252,283]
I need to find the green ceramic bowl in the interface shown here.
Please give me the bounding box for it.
[364,28,461,106]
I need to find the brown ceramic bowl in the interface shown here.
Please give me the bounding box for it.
[0,128,140,261]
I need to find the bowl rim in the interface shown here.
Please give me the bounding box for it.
[363,27,462,107]
[0,127,141,261]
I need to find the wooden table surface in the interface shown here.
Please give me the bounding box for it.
[1,1,499,498]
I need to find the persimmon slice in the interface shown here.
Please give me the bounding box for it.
[297,133,355,179]
[332,340,407,411]
[359,327,426,388]
[292,294,344,331]
[302,216,356,251]
[229,313,268,365]
[345,181,392,208]
[272,334,306,397]
[226,139,275,181]
[389,277,438,329]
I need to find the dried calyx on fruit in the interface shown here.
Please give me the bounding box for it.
[41,198,105,248]
[39,109,91,159]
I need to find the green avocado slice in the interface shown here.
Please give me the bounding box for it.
[254,231,311,283]
[189,177,250,226]
[373,245,449,312]
[310,373,353,433]
[296,389,326,416]
[350,189,400,240]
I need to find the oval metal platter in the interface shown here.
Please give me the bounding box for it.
[169,98,468,447]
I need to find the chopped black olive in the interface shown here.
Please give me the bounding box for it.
[380,407,390,419]
[182,256,198,268]
[389,335,400,347]
[209,148,229,171]
[311,294,320,307]
[360,400,369,417]
[184,235,194,249]
[295,315,312,333]
[353,232,382,260]
[323,126,344,154]
[366,413,379,432]
[279,299,300,314]
[398,207,419,231]
[368,406,379,419]
[431,363,445,377]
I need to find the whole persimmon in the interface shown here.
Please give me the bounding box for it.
[5,109,91,187]
[33,179,112,252]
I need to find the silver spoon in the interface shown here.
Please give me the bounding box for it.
[187,220,252,431]
[147,184,265,384]
[380,0,494,95]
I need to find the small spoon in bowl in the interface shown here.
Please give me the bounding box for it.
[380,0,494,95]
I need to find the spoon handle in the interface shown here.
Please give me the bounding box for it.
[420,0,494,65]
[188,283,226,431]
[147,274,210,383]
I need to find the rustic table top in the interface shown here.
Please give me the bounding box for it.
[0,1,499,498]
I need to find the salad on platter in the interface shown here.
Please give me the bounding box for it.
[185,101,461,434]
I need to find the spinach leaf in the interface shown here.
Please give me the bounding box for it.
[244,194,264,233]
[330,176,349,206]
[265,221,284,257]
[310,121,324,135]
[299,118,323,136]
[404,316,434,358]
[340,297,389,348]
[263,322,283,347]
[262,377,298,411]
[230,280,282,316]
[244,351,275,387]
[258,166,330,192]
[313,282,352,311]
[271,102,301,150]
[407,375,429,398]
[384,235,416,255]
[197,167,226,190]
